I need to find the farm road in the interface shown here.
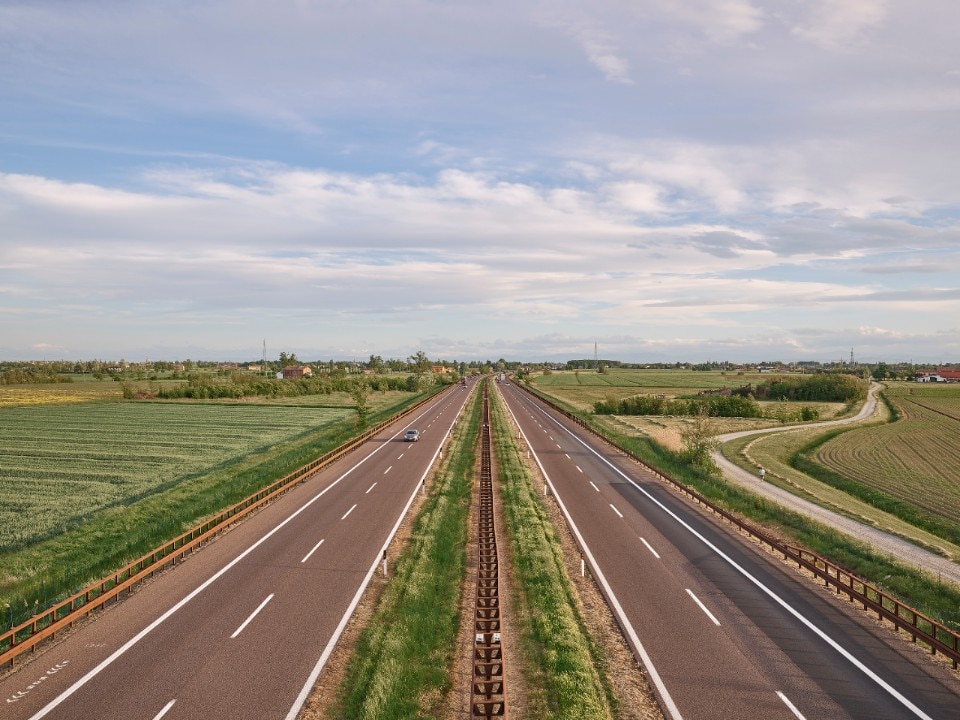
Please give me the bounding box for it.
[711,383,960,587]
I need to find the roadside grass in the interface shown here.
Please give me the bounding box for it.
[328,389,480,719]
[489,386,616,719]
[520,382,960,631]
[0,391,432,628]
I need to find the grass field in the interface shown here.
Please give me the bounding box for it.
[529,370,847,441]
[0,380,124,407]
[813,383,960,528]
[0,403,351,552]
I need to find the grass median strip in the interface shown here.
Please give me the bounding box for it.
[489,387,618,720]
[327,390,481,719]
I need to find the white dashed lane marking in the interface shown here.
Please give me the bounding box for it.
[686,589,721,627]
[301,538,325,563]
[231,594,274,639]
[640,537,660,559]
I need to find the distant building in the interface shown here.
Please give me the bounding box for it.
[281,365,313,379]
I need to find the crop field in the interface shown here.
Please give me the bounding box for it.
[0,403,351,551]
[0,381,124,407]
[531,370,748,413]
[814,383,960,527]
[530,369,846,427]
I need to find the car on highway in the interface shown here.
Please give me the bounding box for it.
[403,429,421,442]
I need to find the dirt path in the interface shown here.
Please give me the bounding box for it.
[710,383,960,588]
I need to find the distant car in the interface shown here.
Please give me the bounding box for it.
[404,429,421,442]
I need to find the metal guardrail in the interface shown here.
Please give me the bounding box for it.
[472,381,506,718]
[513,379,960,670]
[0,386,448,669]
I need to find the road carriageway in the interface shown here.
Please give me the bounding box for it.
[1,381,477,720]
[496,380,960,720]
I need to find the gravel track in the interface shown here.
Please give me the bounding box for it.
[710,383,960,588]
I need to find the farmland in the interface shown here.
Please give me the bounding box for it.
[0,402,351,552]
[812,383,960,529]
[0,380,124,407]
[528,369,848,445]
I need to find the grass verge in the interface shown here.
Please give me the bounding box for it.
[489,385,618,719]
[327,388,480,719]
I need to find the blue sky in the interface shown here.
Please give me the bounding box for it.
[2,0,958,363]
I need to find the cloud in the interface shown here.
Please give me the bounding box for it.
[2,1,959,362]
[791,0,888,49]
[660,0,764,44]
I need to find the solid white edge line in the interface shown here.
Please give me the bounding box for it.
[497,386,685,720]
[776,691,808,720]
[685,588,721,627]
[284,385,472,720]
[640,537,661,559]
[610,504,624,518]
[301,538,325,564]
[152,699,176,720]
[231,593,275,639]
[27,388,454,720]
[341,503,357,520]
[528,393,935,720]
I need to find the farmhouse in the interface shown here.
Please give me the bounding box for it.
[915,368,960,382]
[281,365,313,379]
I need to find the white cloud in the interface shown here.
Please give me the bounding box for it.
[659,0,764,44]
[2,1,959,361]
[792,0,888,49]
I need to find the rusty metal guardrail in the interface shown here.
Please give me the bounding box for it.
[0,385,450,670]
[472,381,506,718]
[512,379,960,670]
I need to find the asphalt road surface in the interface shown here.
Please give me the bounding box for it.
[497,380,960,720]
[1,381,475,720]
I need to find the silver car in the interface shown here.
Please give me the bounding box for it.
[404,429,421,442]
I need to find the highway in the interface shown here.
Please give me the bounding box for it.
[1,382,474,720]
[496,380,960,720]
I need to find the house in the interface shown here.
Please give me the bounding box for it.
[937,368,960,381]
[281,365,314,379]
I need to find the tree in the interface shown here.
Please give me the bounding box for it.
[872,362,890,380]
[350,379,370,428]
[279,351,299,368]
[679,411,720,474]
[407,351,433,389]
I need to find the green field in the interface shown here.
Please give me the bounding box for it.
[529,369,847,434]
[0,403,351,552]
[814,383,960,528]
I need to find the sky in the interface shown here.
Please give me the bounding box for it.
[1,0,958,364]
